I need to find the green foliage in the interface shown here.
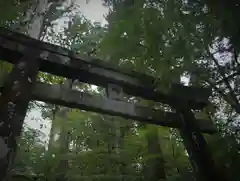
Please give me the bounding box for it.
[13,127,46,175]
[0,61,13,84]
[2,1,240,181]
[0,1,30,27]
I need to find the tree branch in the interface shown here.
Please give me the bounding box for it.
[207,49,240,110]
[206,80,240,115]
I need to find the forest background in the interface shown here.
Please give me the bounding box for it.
[1,0,240,181]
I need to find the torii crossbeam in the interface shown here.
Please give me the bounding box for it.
[0,27,227,181]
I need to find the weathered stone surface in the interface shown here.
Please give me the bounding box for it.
[176,105,227,181]
[29,82,216,134]
[0,27,211,109]
[0,48,40,180]
[0,27,222,181]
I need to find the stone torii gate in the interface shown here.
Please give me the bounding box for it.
[0,27,227,181]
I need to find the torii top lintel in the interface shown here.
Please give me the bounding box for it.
[0,27,211,109]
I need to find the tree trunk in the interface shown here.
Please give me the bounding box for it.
[139,99,166,181]
[144,124,166,181]
[20,0,49,39]
[56,108,70,181]
[55,79,72,181]
[47,106,59,151]
[106,84,129,181]
[114,118,121,181]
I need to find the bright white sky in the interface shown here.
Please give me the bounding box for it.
[77,0,108,24]
[25,0,108,142]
